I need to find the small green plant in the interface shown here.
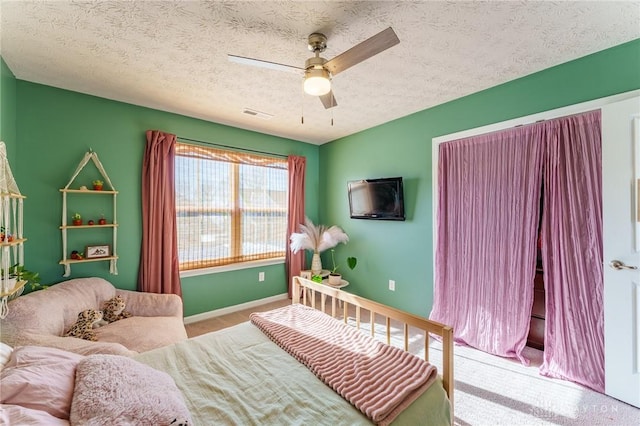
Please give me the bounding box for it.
[2,264,46,291]
[92,179,103,186]
[311,275,323,283]
[330,249,357,274]
[71,212,82,221]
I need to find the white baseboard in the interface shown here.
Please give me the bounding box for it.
[183,293,289,324]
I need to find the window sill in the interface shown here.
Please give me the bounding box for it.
[180,257,285,278]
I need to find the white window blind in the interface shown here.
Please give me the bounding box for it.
[175,143,288,271]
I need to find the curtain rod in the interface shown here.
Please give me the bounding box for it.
[177,136,288,159]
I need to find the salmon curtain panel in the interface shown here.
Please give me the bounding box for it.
[430,110,604,392]
[138,130,182,296]
[285,155,306,298]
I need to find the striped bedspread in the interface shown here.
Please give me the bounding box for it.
[250,304,438,425]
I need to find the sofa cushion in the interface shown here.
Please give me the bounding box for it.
[94,316,188,353]
[3,277,116,337]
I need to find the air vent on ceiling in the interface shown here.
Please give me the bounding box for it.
[242,108,273,120]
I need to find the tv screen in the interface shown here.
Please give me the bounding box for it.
[348,177,405,221]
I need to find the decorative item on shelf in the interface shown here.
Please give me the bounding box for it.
[70,250,84,260]
[328,249,358,286]
[92,179,104,190]
[0,227,14,243]
[88,219,94,225]
[98,214,107,225]
[85,244,110,259]
[71,213,82,226]
[289,216,349,275]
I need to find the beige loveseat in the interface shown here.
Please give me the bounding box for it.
[0,277,188,356]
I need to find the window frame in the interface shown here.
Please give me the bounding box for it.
[175,142,288,273]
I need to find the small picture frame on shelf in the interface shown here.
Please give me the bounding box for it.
[85,244,110,259]
[300,270,312,280]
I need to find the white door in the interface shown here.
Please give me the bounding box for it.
[602,95,640,408]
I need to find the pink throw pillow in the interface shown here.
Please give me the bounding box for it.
[70,354,192,425]
[0,346,83,419]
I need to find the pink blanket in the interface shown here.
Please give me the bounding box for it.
[250,304,438,425]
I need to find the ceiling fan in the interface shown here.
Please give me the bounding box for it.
[228,27,400,109]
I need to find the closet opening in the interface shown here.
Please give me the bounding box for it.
[527,184,544,350]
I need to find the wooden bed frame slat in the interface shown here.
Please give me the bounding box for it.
[292,276,454,421]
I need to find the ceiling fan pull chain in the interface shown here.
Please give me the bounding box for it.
[331,97,334,126]
[301,82,305,124]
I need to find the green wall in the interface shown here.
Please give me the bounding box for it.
[319,39,640,317]
[14,82,319,316]
[1,57,17,163]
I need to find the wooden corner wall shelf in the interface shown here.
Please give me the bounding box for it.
[59,150,119,277]
[0,280,27,298]
[60,188,118,195]
[60,224,117,230]
[0,238,27,246]
[59,256,119,265]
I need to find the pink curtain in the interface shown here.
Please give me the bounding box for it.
[430,126,544,364]
[285,155,306,298]
[138,130,182,296]
[431,109,604,392]
[539,110,604,392]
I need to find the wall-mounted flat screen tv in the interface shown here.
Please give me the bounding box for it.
[347,177,405,221]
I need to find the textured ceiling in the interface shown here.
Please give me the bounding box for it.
[1,1,639,145]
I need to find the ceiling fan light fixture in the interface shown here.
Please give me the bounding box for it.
[304,68,331,96]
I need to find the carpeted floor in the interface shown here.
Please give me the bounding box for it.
[186,297,639,425]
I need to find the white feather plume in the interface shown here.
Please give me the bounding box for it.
[289,216,349,254]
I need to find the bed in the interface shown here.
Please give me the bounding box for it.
[0,277,453,425]
[137,277,454,425]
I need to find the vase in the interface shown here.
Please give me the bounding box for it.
[311,252,322,275]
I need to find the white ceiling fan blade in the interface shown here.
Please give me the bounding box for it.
[325,27,400,76]
[228,54,303,75]
[319,90,338,109]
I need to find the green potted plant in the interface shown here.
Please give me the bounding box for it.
[92,179,104,190]
[71,212,82,226]
[327,249,357,286]
[1,264,45,292]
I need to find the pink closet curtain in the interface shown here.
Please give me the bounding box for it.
[431,109,604,392]
[138,130,182,296]
[539,110,604,392]
[430,126,544,364]
[285,155,306,298]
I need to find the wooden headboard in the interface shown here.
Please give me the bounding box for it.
[292,276,454,417]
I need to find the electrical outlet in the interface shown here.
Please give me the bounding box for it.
[389,280,395,291]
[258,272,265,282]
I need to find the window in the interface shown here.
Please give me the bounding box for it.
[175,143,288,271]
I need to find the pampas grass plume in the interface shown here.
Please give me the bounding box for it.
[289,216,349,253]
